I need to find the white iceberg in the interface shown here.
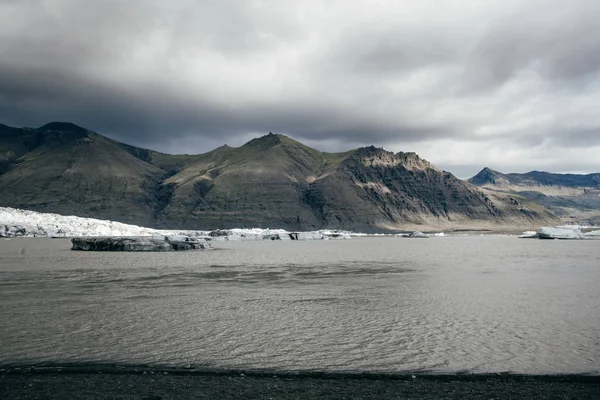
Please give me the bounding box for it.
[534,226,600,240]
[518,231,538,239]
[537,226,582,240]
[582,230,600,239]
[396,231,430,238]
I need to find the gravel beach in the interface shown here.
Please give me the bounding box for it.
[2,368,599,400]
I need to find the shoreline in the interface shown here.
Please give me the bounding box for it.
[2,363,600,380]
[2,365,599,400]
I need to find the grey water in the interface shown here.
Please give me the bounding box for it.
[0,236,598,374]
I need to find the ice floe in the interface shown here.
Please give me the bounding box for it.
[396,231,430,238]
[71,235,211,251]
[518,231,539,239]
[519,226,600,240]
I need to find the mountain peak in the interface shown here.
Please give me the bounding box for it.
[243,132,284,148]
[32,122,94,147]
[469,167,506,185]
[347,146,434,171]
[37,122,89,134]
[242,133,315,153]
[356,145,388,153]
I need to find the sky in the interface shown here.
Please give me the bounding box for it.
[1,0,600,178]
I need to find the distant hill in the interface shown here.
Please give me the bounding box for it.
[0,122,558,231]
[469,167,600,225]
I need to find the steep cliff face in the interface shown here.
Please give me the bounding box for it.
[0,122,558,231]
[298,147,556,231]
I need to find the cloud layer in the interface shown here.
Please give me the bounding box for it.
[1,0,600,177]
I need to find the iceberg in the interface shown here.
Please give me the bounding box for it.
[532,226,600,240]
[518,231,538,239]
[71,235,210,251]
[582,230,600,239]
[396,231,430,238]
[537,227,582,240]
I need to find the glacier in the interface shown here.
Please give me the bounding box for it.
[0,207,352,240]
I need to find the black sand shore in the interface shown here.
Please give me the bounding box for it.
[1,366,599,400]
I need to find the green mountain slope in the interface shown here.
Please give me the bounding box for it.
[0,122,559,231]
[0,122,168,225]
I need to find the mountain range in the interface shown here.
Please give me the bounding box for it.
[469,167,600,225]
[0,122,562,232]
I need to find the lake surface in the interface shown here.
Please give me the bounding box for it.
[0,236,598,374]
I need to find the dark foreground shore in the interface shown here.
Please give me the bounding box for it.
[1,366,599,400]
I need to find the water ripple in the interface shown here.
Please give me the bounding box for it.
[0,237,599,374]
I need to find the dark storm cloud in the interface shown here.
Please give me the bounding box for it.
[1,0,600,173]
[0,57,448,149]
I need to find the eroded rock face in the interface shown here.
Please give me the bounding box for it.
[71,235,210,251]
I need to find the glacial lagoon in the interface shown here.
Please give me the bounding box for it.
[0,236,598,375]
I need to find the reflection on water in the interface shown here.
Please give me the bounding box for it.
[0,237,598,374]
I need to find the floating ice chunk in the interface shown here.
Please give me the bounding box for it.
[582,230,600,239]
[537,227,582,240]
[320,230,351,239]
[518,231,538,239]
[410,231,429,238]
[71,236,211,251]
[296,232,325,240]
[517,226,600,240]
[396,231,429,238]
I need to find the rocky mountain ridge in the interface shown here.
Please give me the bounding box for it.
[469,167,600,225]
[0,122,558,231]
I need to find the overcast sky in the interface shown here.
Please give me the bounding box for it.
[1,0,599,178]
